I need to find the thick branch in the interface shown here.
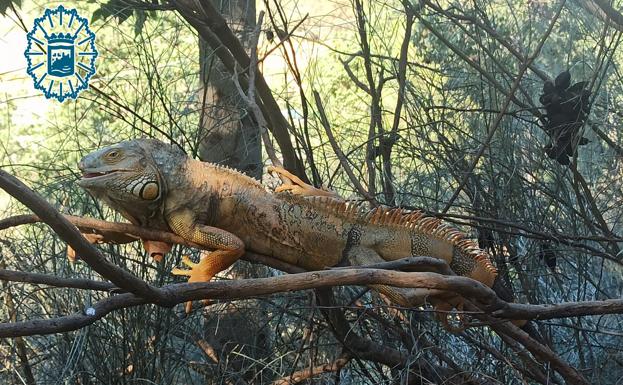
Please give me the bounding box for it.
[0,170,171,305]
[582,0,623,31]
[0,269,497,338]
[3,214,623,322]
[0,213,307,274]
[3,266,623,339]
[0,214,196,247]
[0,293,147,337]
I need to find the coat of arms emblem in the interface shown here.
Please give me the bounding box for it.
[24,5,98,102]
[48,33,75,77]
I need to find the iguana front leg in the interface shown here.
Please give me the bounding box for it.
[268,166,339,198]
[167,209,244,311]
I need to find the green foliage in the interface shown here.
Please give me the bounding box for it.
[92,0,156,35]
[0,0,19,16]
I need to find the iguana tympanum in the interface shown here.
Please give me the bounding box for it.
[77,139,498,327]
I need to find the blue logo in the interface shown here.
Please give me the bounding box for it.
[24,5,98,102]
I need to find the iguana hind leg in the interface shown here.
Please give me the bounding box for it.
[347,245,467,331]
[168,209,245,312]
[268,166,338,198]
[345,245,445,308]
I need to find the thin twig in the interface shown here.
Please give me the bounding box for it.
[442,0,566,213]
[312,91,375,201]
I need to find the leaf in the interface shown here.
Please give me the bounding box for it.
[542,80,554,94]
[554,70,571,90]
[115,7,132,24]
[0,0,20,16]
[134,10,147,36]
[91,0,132,24]
[108,0,132,24]
[91,7,110,24]
[567,81,588,94]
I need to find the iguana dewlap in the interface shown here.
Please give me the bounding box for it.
[77,139,497,324]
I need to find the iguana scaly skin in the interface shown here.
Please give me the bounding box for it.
[77,139,497,324]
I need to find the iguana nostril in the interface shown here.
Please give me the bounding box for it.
[77,160,85,171]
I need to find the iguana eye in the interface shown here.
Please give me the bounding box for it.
[105,150,120,159]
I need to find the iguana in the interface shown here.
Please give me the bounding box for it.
[77,138,498,327]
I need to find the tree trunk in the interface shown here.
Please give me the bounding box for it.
[196,3,271,383]
[197,0,262,179]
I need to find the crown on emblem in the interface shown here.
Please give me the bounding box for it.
[47,33,74,45]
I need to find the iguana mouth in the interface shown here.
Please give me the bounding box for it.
[81,170,119,179]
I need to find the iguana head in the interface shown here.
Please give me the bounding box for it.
[77,139,183,226]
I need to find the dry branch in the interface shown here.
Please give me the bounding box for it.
[0,269,115,291]
[2,213,623,322]
[270,354,351,385]
[1,261,623,339]
[0,170,171,305]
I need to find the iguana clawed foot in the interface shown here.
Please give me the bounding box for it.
[142,240,172,262]
[268,165,338,198]
[172,254,218,282]
[434,297,467,333]
[172,249,242,313]
[172,254,213,313]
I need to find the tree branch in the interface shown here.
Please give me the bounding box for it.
[3,213,623,323]
[1,265,623,339]
[0,269,116,292]
[0,170,172,306]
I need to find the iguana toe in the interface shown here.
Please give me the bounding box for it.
[171,254,217,282]
[434,299,466,333]
[171,255,207,314]
[171,255,195,276]
[172,251,237,313]
[275,184,306,194]
[180,255,196,268]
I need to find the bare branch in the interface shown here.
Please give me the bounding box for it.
[0,170,172,306]
[270,354,351,385]
[0,269,115,292]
